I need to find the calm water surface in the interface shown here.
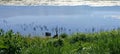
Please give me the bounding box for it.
[0,6,120,36]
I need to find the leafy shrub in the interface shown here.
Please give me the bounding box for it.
[59,33,68,38]
[70,34,87,44]
[0,30,24,54]
[53,39,64,47]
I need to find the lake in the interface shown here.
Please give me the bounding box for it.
[0,6,120,36]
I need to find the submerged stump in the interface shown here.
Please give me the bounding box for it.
[45,32,51,37]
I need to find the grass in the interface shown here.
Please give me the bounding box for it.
[0,29,120,54]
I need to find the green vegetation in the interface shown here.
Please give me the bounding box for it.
[0,29,120,54]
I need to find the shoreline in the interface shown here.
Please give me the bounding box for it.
[0,1,120,6]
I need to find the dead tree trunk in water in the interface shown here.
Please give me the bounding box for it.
[53,27,59,38]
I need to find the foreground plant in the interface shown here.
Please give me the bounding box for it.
[0,29,120,54]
